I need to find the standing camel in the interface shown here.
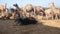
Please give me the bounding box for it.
[0,4,6,12]
[33,6,45,20]
[13,4,25,18]
[13,4,22,11]
[34,6,45,16]
[21,4,34,17]
[45,2,60,20]
[49,2,60,19]
[0,4,11,19]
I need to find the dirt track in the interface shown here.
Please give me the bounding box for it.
[0,20,60,34]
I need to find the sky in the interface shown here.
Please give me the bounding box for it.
[0,0,60,8]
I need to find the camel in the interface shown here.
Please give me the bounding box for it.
[13,4,22,11]
[2,8,15,19]
[45,9,53,20]
[6,8,15,19]
[21,4,45,19]
[13,4,26,18]
[32,6,45,20]
[0,4,9,19]
[10,12,15,19]
[9,8,20,19]
[49,2,60,19]
[13,3,23,15]
[22,4,34,12]
[0,12,12,19]
[45,2,60,20]
[45,3,55,20]
[21,4,34,17]
[34,6,45,15]
[0,8,20,19]
[0,4,6,12]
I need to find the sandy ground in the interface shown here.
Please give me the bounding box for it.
[0,19,60,34]
[40,20,60,28]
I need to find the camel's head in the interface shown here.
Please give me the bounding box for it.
[49,2,55,7]
[13,4,18,8]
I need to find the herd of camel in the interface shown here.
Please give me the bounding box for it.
[0,2,60,20]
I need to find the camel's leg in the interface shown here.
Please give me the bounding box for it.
[34,7,36,15]
[46,14,48,20]
[55,14,58,19]
[58,14,60,19]
[51,15,54,20]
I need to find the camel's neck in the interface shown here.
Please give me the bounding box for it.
[15,6,21,11]
[50,6,56,10]
[16,6,19,9]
